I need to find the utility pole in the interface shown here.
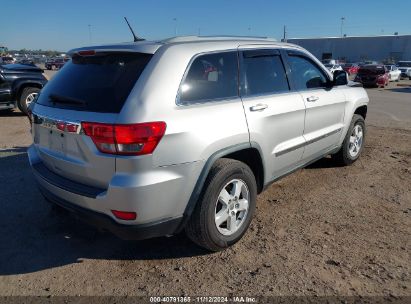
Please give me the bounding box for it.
[88,24,92,43]
[283,25,287,42]
[340,17,345,38]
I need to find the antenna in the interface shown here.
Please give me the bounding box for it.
[124,17,145,42]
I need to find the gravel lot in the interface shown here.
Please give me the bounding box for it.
[0,72,410,302]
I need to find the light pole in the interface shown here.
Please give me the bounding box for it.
[340,17,345,38]
[88,24,92,43]
[173,18,177,36]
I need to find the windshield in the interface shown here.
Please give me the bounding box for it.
[36,52,153,113]
[344,63,353,67]
[397,62,411,67]
[324,64,333,68]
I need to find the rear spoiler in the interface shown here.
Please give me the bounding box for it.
[68,42,162,57]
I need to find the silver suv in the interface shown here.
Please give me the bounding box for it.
[28,36,369,251]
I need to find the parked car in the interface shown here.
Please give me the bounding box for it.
[396,61,411,79]
[1,56,15,64]
[322,59,337,65]
[0,63,47,113]
[28,36,369,251]
[363,60,379,65]
[355,65,389,87]
[385,65,401,82]
[324,63,343,73]
[16,58,35,65]
[45,57,67,70]
[343,63,360,75]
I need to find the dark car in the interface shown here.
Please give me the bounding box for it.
[0,63,47,114]
[45,57,68,70]
[1,56,15,64]
[17,58,35,65]
[354,65,389,88]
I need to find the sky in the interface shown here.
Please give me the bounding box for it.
[1,0,411,52]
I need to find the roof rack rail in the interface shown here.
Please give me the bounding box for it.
[162,35,277,43]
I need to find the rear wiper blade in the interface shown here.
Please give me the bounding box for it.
[49,94,86,106]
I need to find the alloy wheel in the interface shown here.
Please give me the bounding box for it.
[25,92,38,108]
[348,124,363,158]
[214,179,250,236]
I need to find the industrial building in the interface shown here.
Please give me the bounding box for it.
[286,34,411,63]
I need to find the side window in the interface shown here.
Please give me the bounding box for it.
[287,53,328,90]
[179,51,238,104]
[241,49,289,96]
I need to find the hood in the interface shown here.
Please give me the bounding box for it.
[0,63,43,73]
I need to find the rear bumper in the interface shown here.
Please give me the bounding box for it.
[28,144,204,240]
[40,185,183,240]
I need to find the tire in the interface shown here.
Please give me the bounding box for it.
[18,87,40,114]
[332,114,366,166]
[185,158,257,251]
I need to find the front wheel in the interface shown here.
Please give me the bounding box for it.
[332,114,365,166]
[185,159,257,251]
[18,87,40,114]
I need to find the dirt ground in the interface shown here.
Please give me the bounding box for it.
[0,80,410,302]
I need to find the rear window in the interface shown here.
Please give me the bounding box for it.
[37,52,152,113]
[358,66,385,75]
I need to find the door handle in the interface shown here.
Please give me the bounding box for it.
[250,103,268,111]
[306,96,319,102]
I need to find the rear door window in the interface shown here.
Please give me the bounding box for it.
[241,49,290,96]
[36,52,152,113]
[178,51,238,104]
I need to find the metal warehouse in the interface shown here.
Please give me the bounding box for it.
[287,35,411,63]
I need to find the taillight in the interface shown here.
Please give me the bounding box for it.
[111,210,137,221]
[81,122,166,156]
[78,50,96,56]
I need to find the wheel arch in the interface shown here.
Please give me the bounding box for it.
[354,105,367,119]
[12,80,43,101]
[176,143,265,232]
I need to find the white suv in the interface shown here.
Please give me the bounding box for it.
[28,36,369,251]
[397,61,411,79]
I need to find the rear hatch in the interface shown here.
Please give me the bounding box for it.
[357,65,385,82]
[32,51,153,189]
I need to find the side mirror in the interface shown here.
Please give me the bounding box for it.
[333,70,348,86]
